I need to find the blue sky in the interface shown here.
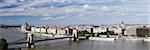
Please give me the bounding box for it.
[0,0,150,25]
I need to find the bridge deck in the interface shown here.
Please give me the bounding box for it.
[8,36,73,45]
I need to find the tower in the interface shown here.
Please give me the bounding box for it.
[120,21,125,35]
[120,21,124,28]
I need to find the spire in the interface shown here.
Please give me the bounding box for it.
[121,21,124,24]
[25,22,29,26]
[120,21,125,28]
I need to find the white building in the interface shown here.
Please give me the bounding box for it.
[100,27,107,33]
[93,27,107,33]
[108,26,122,34]
[78,28,91,33]
[40,27,46,33]
[93,27,101,33]
[31,27,35,32]
[57,29,66,35]
[34,27,41,32]
[125,27,136,36]
[21,25,26,31]
[47,28,56,34]
[65,28,69,34]
[114,28,122,34]
[72,29,78,36]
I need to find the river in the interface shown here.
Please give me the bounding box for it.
[0,28,150,50]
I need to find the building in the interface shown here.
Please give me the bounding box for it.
[93,27,106,33]
[68,28,73,35]
[93,27,101,33]
[72,29,78,36]
[78,27,93,33]
[100,27,107,33]
[114,28,122,34]
[47,28,57,34]
[124,27,136,36]
[34,27,41,33]
[31,26,35,32]
[21,23,31,31]
[57,29,67,35]
[40,27,46,33]
[108,26,122,34]
[136,26,150,37]
[65,27,74,35]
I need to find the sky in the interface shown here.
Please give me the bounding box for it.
[0,0,150,25]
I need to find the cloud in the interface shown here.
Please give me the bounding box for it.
[0,0,149,19]
[41,17,52,20]
[65,8,84,13]
[41,15,69,20]
[83,4,89,8]
[135,13,150,17]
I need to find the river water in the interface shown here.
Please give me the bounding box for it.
[0,28,150,50]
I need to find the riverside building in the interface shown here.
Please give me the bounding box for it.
[136,26,150,37]
[124,27,136,36]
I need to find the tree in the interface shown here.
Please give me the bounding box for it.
[78,30,90,36]
[0,38,8,50]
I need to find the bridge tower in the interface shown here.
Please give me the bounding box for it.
[26,33,35,48]
[73,29,79,41]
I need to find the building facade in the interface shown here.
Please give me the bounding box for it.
[136,27,150,37]
[125,27,136,36]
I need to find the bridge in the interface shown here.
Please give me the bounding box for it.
[8,31,79,48]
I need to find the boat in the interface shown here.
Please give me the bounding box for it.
[144,37,150,41]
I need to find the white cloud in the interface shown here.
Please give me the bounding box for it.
[51,0,66,3]
[101,6,110,12]
[65,8,84,13]
[41,16,69,20]
[5,0,17,3]
[41,17,52,20]
[135,13,150,16]
[83,4,89,8]
[56,16,67,19]
[0,0,149,20]
[16,8,25,11]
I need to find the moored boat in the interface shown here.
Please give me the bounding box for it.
[144,37,150,41]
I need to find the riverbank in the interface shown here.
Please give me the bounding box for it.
[89,37,150,42]
[33,33,150,42]
[23,30,150,42]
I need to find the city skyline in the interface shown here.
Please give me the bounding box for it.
[0,0,150,25]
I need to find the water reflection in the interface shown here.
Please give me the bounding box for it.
[19,40,150,50]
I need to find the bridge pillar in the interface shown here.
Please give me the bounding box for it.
[73,34,78,41]
[85,34,90,39]
[73,30,79,41]
[26,33,35,48]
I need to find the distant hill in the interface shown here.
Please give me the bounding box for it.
[0,24,21,27]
